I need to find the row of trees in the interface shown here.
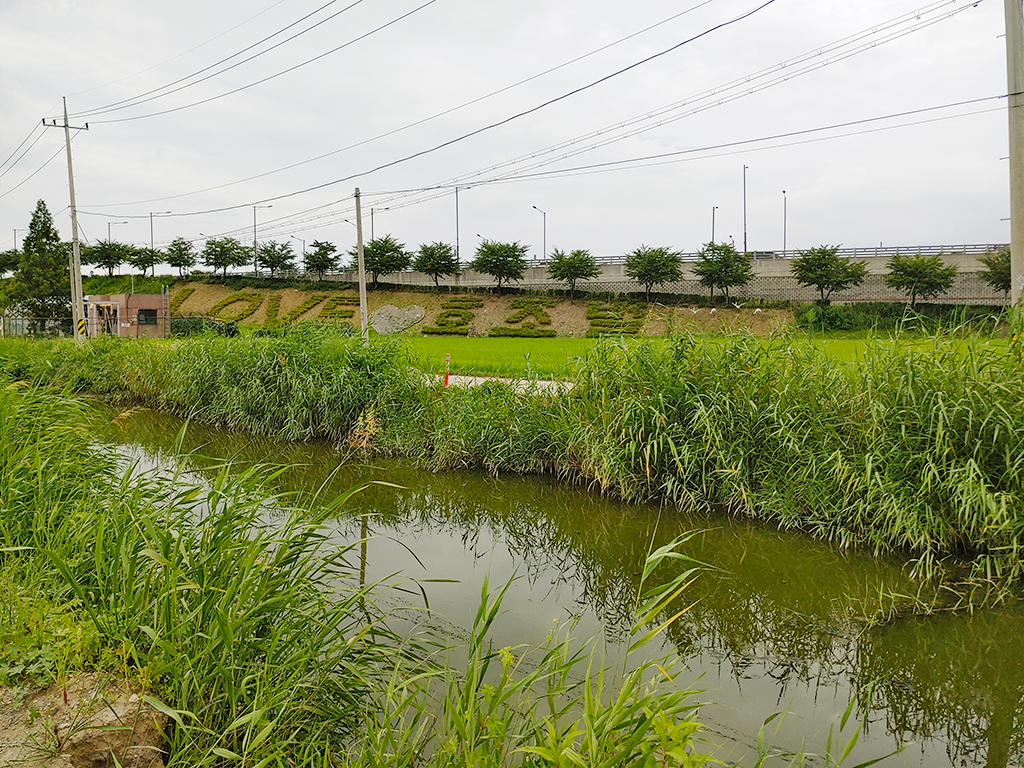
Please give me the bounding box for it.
[1,200,1008,314]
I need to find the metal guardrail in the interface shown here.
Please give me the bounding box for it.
[255,243,1008,280]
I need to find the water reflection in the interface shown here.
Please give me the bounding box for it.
[92,405,1023,768]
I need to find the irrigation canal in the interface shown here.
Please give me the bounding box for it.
[92,404,1024,768]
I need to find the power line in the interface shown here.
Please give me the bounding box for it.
[82,0,778,216]
[224,97,1006,242]
[85,0,439,125]
[0,129,48,182]
[81,0,970,221]
[82,0,723,208]
[66,0,290,99]
[0,142,67,202]
[66,0,365,119]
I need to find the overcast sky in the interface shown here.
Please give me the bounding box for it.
[0,0,1014,268]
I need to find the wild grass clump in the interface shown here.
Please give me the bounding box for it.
[4,330,1024,590]
[2,383,732,766]
[552,335,1024,586]
[0,383,406,763]
[0,325,418,441]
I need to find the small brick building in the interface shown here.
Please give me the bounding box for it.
[86,292,170,338]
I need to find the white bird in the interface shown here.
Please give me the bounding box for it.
[709,307,717,314]
[732,302,746,309]
[753,308,762,314]
[689,307,699,314]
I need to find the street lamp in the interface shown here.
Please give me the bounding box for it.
[370,207,389,240]
[782,190,787,258]
[291,235,306,257]
[532,205,547,261]
[711,206,718,244]
[108,220,128,241]
[253,205,272,276]
[742,165,748,254]
[150,211,171,251]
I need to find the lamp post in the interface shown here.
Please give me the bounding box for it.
[149,211,171,251]
[742,165,748,254]
[532,205,547,261]
[370,207,389,240]
[782,190,787,258]
[108,220,128,241]
[711,206,718,244]
[291,235,305,257]
[253,205,272,276]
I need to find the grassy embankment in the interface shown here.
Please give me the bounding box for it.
[1,328,1022,596]
[1,382,723,767]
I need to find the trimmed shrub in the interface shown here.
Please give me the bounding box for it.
[208,292,265,322]
[169,286,195,313]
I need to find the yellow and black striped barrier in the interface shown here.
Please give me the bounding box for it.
[77,318,86,336]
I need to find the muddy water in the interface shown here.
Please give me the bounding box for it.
[91,406,1024,768]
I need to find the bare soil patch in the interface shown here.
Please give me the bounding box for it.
[0,674,166,767]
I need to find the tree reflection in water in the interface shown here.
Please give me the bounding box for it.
[94,405,1024,768]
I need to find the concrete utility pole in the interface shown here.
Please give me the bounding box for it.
[354,188,369,342]
[711,206,718,243]
[455,187,460,262]
[1006,0,1024,309]
[43,98,87,344]
[13,229,26,251]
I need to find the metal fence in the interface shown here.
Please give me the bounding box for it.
[1,313,172,339]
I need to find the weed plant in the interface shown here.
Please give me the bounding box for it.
[0,383,741,766]
[3,330,1024,593]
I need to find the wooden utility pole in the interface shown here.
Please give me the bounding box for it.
[354,188,369,342]
[1007,0,1024,310]
[43,98,87,344]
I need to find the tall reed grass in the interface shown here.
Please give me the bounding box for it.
[2,383,747,766]
[3,328,1023,590]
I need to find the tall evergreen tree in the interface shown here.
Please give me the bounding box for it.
[6,200,70,321]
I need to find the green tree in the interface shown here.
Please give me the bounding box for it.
[350,234,411,288]
[691,242,752,303]
[128,246,161,277]
[884,253,958,309]
[469,240,530,293]
[547,248,600,295]
[978,247,1011,303]
[305,240,339,280]
[413,241,460,289]
[626,245,683,302]
[257,240,296,277]
[5,200,69,321]
[85,240,130,277]
[202,237,248,279]
[0,249,20,278]
[166,237,198,277]
[790,245,868,304]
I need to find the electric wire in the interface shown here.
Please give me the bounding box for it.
[86,0,439,125]
[82,0,779,216]
[0,129,48,182]
[67,0,290,99]
[81,0,971,220]
[66,0,366,119]
[82,0,723,208]
[177,96,1003,243]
